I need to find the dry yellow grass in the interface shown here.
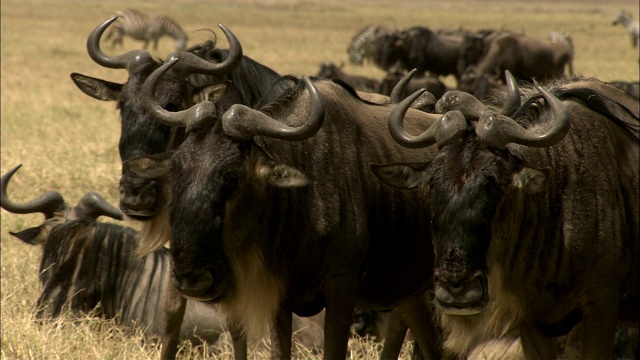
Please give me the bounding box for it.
[1,0,638,358]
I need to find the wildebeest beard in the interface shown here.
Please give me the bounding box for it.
[428,135,514,312]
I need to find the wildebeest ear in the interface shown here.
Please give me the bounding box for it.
[512,167,550,193]
[70,73,122,101]
[10,226,47,245]
[255,160,311,188]
[124,152,173,179]
[207,81,230,103]
[369,163,428,189]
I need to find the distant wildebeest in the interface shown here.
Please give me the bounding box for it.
[455,28,530,93]
[316,62,380,92]
[612,9,640,49]
[125,62,448,359]
[105,8,189,51]
[372,74,639,358]
[372,26,484,84]
[347,24,393,66]
[379,68,447,103]
[610,80,640,99]
[458,30,574,95]
[0,164,228,360]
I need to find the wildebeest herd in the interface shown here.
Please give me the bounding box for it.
[2,6,639,360]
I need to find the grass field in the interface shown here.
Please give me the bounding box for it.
[1,0,638,358]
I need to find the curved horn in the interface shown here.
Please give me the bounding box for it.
[87,16,153,70]
[390,68,417,104]
[500,70,521,116]
[389,89,436,148]
[1,164,66,219]
[476,81,570,149]
[142,57,218,129]
[165,24,243,77]
[76,192,124,220]
[222,75,325,141]
[389,88,468,149]
[434,90,489,119]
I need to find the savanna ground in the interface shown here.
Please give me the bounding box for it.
[1,0,639,358]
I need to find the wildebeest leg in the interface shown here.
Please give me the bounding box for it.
[227,320,248,360]
[270,305,292,360]
[393,295,442,359]
[519,325,556,359]
[379,309,409,360]
[324,274,358,359]
[160,284,187,360]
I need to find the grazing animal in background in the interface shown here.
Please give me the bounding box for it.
[0,164,226,360]
[610,80,640,99]
[316,62,380,92]
[456,28,529,82]
[105,9,189,51]
[372,74,639,359]
[379,68,447,102]
[372,26,483,85]
[612,9,640,48]
[459,30,574,94]
[126,64,448,359]
[347,24,393,66]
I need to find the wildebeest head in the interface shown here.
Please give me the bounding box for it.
[457,32,487,77]
[372,73,569,315]
[71,16,242,220]
[373,30,405,72]
[1,165,124,292]
[124,59,320,302]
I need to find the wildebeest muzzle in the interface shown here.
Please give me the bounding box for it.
[434,267,488,315]
[119,175,158,218]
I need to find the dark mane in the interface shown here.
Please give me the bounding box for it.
[509,78,640,142]
[260,77,376,119]
[188,40,291,107]
[259,77,307,118]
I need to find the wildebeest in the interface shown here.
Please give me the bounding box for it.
[379,68,447,103]
[372,26,484,84]
[71,17,241,221]
[612,9,640,49]
[373,26,457,76]
[1,164,330,359]
[71,17,294,256]
[316,62,380,92]
[0,164,228,360]
[371,74,639,358]
[105,9,188,51]
[458,30,574,94]
[125,60,447,359]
